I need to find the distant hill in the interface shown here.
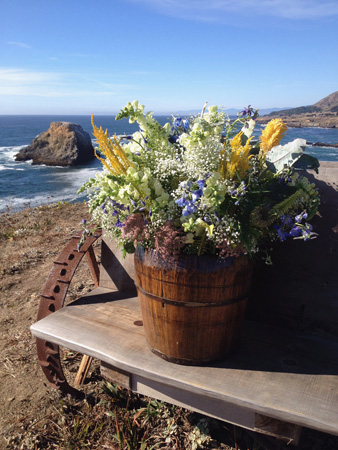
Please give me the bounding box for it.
[267,91,338,117]
[314,91,338,112]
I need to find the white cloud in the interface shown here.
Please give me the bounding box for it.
[0,68,57,84]
[7,41,32,49]
[131,0,338,21]
[0,68,133,98]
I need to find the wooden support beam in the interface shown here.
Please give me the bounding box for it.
[74,355,93,387]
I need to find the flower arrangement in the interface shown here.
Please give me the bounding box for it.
[79,101,320,261]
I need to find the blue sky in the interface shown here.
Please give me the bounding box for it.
[0,0,337,114]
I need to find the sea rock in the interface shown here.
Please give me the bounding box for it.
[312,142,338,148]
[15,122,95,166]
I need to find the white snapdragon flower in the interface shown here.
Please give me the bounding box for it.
[242,119,256,138]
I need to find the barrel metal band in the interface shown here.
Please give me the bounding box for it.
[135,283,247,307]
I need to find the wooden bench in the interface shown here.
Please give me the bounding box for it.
[30,162,338,444]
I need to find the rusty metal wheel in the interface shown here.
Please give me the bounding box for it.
[36,229,102,397]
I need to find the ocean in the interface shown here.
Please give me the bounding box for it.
[1,114,338,213]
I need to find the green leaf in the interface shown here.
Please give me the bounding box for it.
[265,138,306,173]
[292,153,320,173]
[124,241,136,254]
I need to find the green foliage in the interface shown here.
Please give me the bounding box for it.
[292,153,320,173]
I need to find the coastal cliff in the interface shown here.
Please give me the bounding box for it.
[256,91,338,129]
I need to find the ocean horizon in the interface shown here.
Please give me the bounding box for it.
[1,114,338,213]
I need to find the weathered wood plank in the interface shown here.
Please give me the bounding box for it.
[99,235,136,293]
[101,362,301,444]
[30,288,338,437]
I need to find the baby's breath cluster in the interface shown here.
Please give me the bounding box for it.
[79,100,320,260]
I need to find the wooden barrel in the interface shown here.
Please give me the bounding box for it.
[134,248,253,365]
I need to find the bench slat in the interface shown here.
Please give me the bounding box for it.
[30,287,338,437]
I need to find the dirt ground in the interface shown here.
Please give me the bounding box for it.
[1,201,338,449]
[0,202,96,448]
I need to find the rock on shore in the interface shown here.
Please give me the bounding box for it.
[15,122,95,166]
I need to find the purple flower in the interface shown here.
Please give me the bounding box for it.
[129,197,137,208]
[240,105,254,117]
[115,218,124,228]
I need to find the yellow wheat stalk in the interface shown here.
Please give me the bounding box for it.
[259,118,288,158]
[220,132,252,180]
[91,115,134,175]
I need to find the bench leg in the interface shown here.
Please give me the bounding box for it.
[74,355,93,387]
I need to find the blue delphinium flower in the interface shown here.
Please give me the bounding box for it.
[176,179,206,216]
[100,200,107,214]
[191,188,203,202]
[172,117,182,130]
[182,119,189,132]
[301,223,313,241]
[175,195,187,208]
[275,211,317,242]
[230,181,247,205]
[180,180,192,190]
[171,116,190,143]
[281,215,293,226]
[289,226,302,237]
[274,224,289,241]
[182,202,197,216]
[295,211,308,222]
[115,218,125,228]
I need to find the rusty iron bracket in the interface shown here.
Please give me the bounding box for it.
[36,229,102,397]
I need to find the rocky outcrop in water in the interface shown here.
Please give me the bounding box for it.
[15,122,94,166]
[307,141,338,148]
